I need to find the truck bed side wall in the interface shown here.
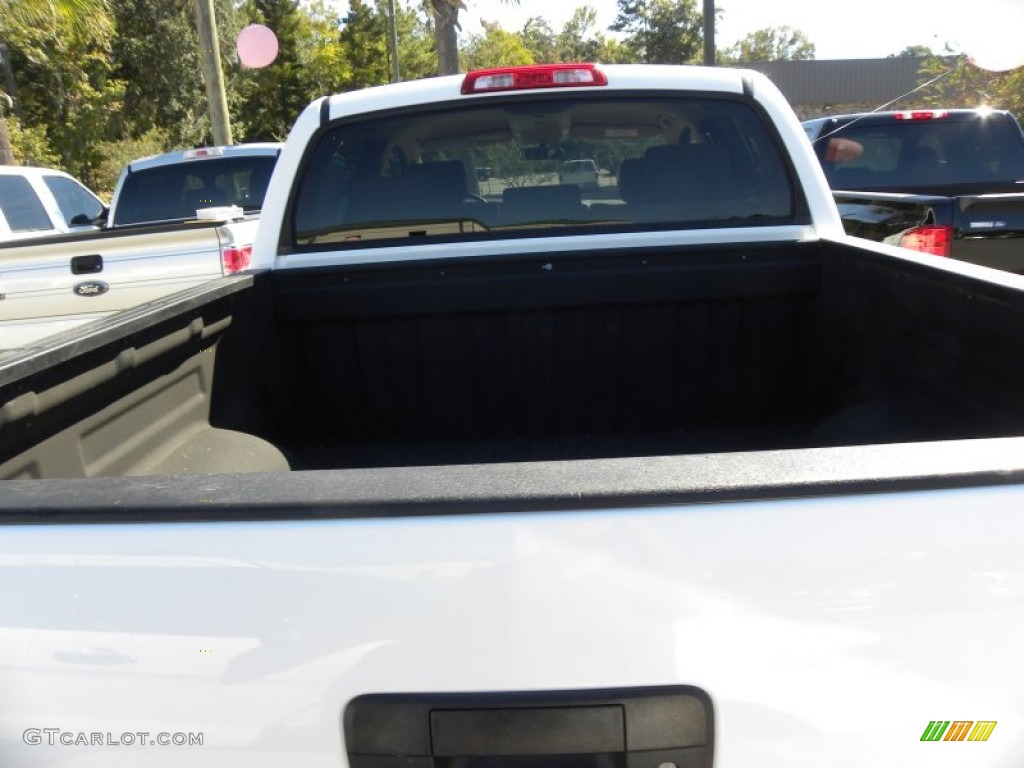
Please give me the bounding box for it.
[216,241,1024,468]
[5,240,1024,479]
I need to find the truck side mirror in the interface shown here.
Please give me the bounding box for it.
[70,206,108,228]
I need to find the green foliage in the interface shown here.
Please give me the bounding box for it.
[339,0,395,89]
[721,26,815,63]
[519,16,557,64]
[5,117,60,168]
[516,9,631,66]
[91,127,169,197]
[392,1,438,82]
[916,54,1024,114]
[554,6,632,64]
[335,0,434,88]
[110,0,241,149]
[233,0,310,142]
[557,6,604,63]
[1,0,125,182]
[610,0,703,65]
[890,45,934,58]
[462,21,533,70]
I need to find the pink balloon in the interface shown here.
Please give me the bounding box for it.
[237,24,279,69]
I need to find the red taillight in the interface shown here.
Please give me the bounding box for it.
[222,244,252,273]
[461,63,607,94]
[894,110,949,121]
[183,147,225,159]
[899,225,952,257]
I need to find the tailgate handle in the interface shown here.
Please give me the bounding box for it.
[344,685,713,767]
[71,254,103,274]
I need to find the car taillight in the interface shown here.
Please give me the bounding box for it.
[222,244,252,273]
[461,63,607,94]
[899,225,952,257]
[894,110,949,121]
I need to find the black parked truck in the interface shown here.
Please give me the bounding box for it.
[803,108,1024,271]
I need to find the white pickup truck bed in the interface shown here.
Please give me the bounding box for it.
[1,64,1021,767]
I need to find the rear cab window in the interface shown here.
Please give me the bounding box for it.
[113,155,278,226]
[813,112,1024,191]
[289,93,800,250]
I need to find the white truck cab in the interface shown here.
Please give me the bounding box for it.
[0,165,105,241]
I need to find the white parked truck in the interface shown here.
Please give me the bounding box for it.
[0,143,281,349]
[1,64,1023,767]
[0,165,106,241]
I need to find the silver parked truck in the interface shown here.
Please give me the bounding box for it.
[0,143,281,350]
[1,64,1023,767]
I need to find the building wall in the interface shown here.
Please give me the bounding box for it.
[731,57,952,120]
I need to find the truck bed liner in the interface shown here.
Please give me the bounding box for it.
[5,240,1024,479]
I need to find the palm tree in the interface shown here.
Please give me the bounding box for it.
[0,0,110,164]
[428,0,518,76]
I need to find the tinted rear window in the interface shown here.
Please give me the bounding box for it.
[816,115,1024,191]
[113,155,278,225]
[290,95,799,249]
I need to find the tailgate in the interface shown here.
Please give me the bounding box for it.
[0,225,225,328]
[0,450,1023,767]
[954,194,1024,272]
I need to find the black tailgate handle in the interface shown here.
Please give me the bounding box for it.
[71,254,103,274]
[344,685,713,767]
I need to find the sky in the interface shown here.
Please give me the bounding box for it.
[345,0,1024,63]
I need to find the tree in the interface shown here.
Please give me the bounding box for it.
[890,45,933,59]
[111,0,214,149]
[557,6,602,62]
[610,0,704,65]
[0,0,123,180]
[339,0,396,89]
[234,0,309,142]
[462,20,532,70]
[428,0,519,76]
[916,53,1024,115]
[519,16,556,64]
[721,25,815,63]
[388,0,436,82]
[0,0,113,165]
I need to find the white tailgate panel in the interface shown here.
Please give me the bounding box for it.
[0,485,1021,767]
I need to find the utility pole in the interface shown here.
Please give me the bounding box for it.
[703,0,715,66]
[387,0,401,83]
[194,0,233,146]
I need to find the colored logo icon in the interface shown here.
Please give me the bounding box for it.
[921,721,997,742]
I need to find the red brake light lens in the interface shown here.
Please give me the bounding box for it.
[899,225,952,257]
[461,64,607,94]
[222,244,252,273]
[894,110,949,121]
[184,147,226,159]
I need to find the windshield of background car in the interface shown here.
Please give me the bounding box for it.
[113,155,278,225]
[818,114,1024,191]
[290,95,799,248]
